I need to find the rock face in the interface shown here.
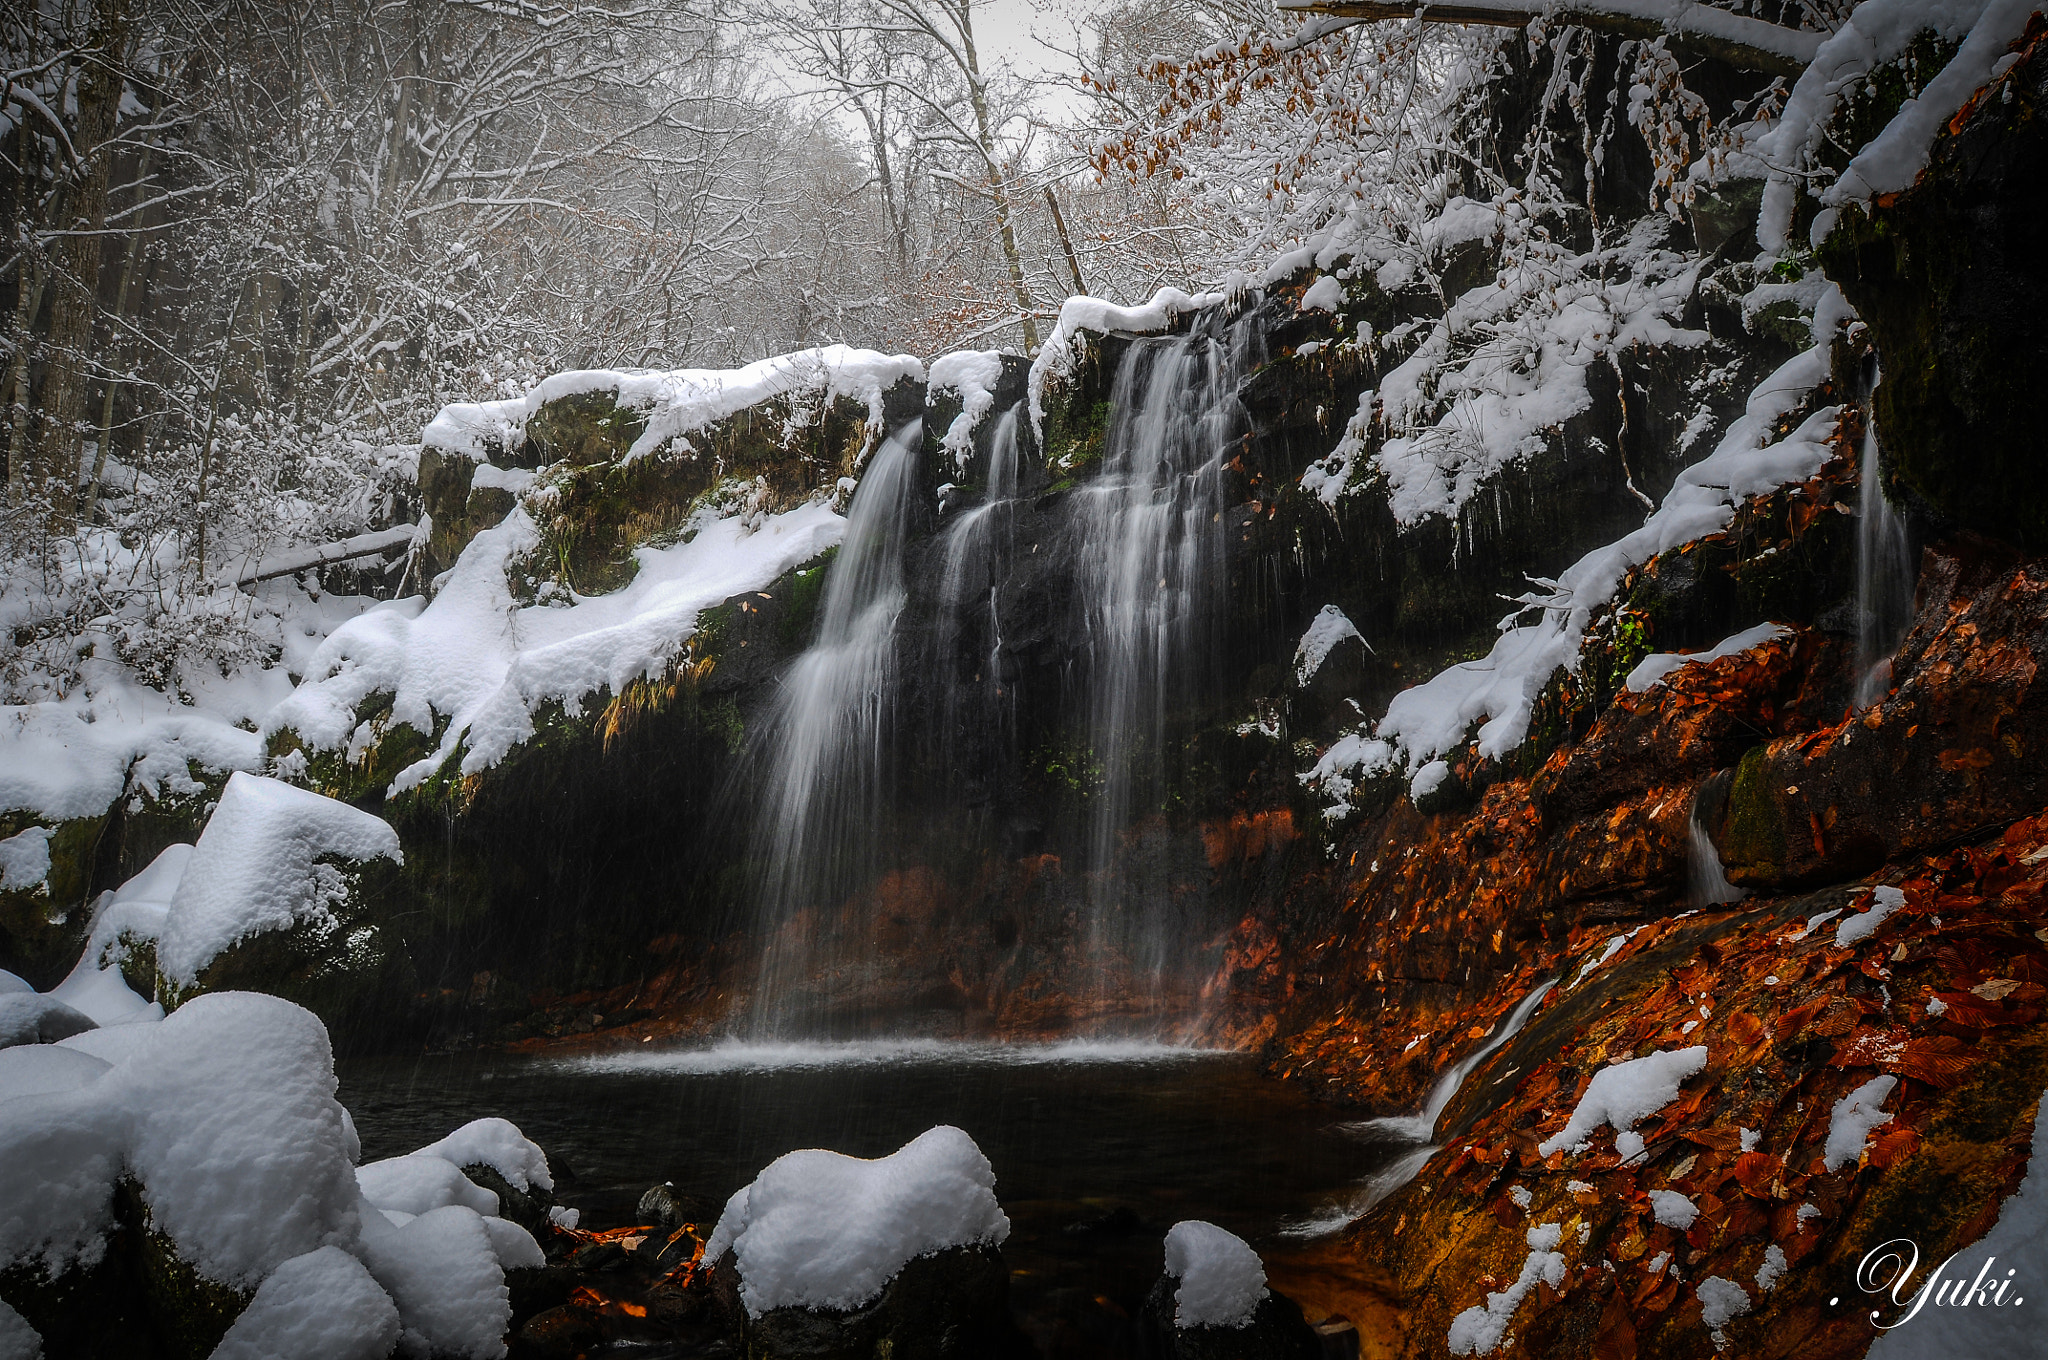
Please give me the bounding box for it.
[711,1244,1024,1360]
[1136,1279,1321,1360]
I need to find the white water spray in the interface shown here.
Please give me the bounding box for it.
[1854,421,1913,708]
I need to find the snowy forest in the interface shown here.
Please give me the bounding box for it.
[4,0,2048,1357]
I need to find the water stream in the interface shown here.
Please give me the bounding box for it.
[1854,420,1914,707]
[746,422,924,1034]
[1687,807,1745,908]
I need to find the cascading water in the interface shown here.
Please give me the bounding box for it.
[1687,807,1745,907]
[1070,318,1256,1013]
[1854,420,1914,707]
[936,408,1023,766]
[746,422,923,1034]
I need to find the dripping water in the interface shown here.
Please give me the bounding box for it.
[1854,419,1913,708]
[936,408,1023,770]
[746,421,923,1035]
[1687,807,1744,908]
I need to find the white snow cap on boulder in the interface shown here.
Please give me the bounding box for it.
[1163,1220,1269,1329]
[156,773,401,987]
[1294,605,1366,686]
[705,1125,1010,1317]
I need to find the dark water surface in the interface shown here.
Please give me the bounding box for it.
[339,1040,1384,1353]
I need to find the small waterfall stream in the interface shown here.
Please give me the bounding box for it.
[747,422,923,1033]
[1687,807,1745,907]
[1071,316,1258,1007]
[1854,420,1914,707]
[937,408,1023,767]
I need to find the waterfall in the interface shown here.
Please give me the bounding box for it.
[747,422,923,1034]
[1687,808,1744,908]
[936,408,1023,770]
[1071,317,1258,1008]
[1854,420,1913,707]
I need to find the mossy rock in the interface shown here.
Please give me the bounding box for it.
[0,814,104,987]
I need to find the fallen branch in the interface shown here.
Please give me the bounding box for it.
[1277,0,1821,77]
[229,525,419,588]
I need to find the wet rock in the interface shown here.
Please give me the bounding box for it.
[1136,1277,1320,1360]
[509,1303,605,1360]
[460,1161,556,1240]
[711,1243,1027,1360]
[1063,1204,1144,1237]
[637,1182,715,1235]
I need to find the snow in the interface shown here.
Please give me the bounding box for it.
[0,972,26,995]
[1304,299,1846,817]
[211,1246,401,1360]
[928,350,1007,469]
[0,827,52,893]
[46,953,160,1029]
[1823,1075,1898,1172]
[1836,885,1907,948]
[356,1203,513,1360]
[1029,288,1224,439]
[1447,1222,1567,1355]
[151,773,401,987]
[1162,1221,1268,1329]
[411,1117,555,1194]
[1624,623,1791,692]
[1869,1094,2048,1358]
[1,984,550,1357]
[0,1300,38,1360]
[1756,0,2038,251]
[1696,1275,1751,1330]
[1294,605,1366,685]
[422,347,923,466]
[705,1125,1011,1317]
[0,994,95,1048]
[1538,1046,1709,1158]
[1570,929,1643,989]
[1755,1244,1788,1292]
[357,1156,500,1219]
[270,497,846,794]
[1648,1190,1700,1230]
[0,1045,110,1101]
[1298,275,1344,313]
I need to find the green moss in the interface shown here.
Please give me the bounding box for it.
[1718,744,1788,881]
[777,548,838,650]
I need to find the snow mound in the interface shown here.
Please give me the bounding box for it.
[357,1202,513,1360]
[0,994,96,1049]
[154,773,401,987]
[1298,275,1343,313]
[0,1298,39,1360]
[1647,1190,1699,1230]
[706,1125,1011,1317]
[1162,1220,1268,1329]
[1538,1046,1709,1158]
[1029,288,1224,438]
[1696,1275,1751,1331]
[413,1117,555,1194]
[1823,1075,1897,1172]
[211,1246,401,1360]
[0,1045,111,1102]
[357,1155,499,1220]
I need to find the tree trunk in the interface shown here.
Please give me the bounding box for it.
[956,3,1039,352]
[33,0,135,528]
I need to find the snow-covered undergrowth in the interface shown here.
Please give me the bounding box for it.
[705,1125,1010,1317]
[0,983,552,1359]
[1162,1220,1269,1329]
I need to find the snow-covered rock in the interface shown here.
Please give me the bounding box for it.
[154,773,402,988]
[707,1125,1010,1317]
[1162,1221,1268,1328]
